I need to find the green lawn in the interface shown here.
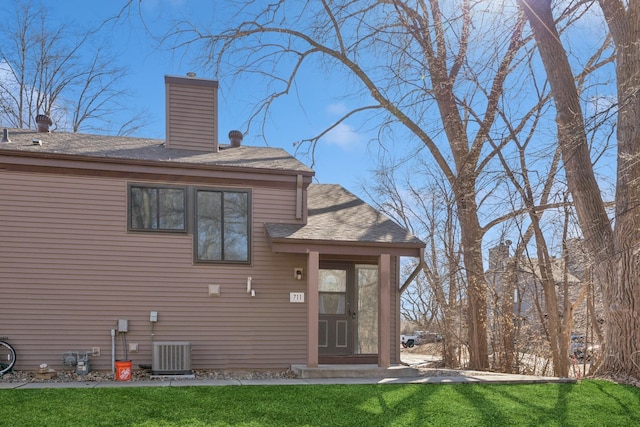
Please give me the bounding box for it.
[1,380,639,426]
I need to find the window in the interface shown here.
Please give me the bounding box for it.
[319,269,347,315]
[196,189,250,262]
[128,184,250,263]
[129,185,186,231]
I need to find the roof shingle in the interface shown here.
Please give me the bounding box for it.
[0,129,313,174]
[266,184,424,246]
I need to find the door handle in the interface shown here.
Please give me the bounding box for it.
[349,309,357,319]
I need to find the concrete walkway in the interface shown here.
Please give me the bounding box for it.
[0,372,575,389]
[0,351,576,389]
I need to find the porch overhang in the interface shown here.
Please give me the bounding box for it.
[265,235,424,258]
[264,184,426,370]
[264,232,423,371]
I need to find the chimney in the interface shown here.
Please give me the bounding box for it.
[228,130,243,147]
[165,74,219,152]
[36,114,53,133]
[488,242,510,272]
[1,128,10,143]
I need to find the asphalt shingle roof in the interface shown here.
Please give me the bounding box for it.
[0,129,313,173]
[266,184,424,246]
[2,129,422,247]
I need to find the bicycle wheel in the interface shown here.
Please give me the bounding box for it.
[0,341,16,375]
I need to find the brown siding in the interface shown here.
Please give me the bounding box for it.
[165,77,218,152]
[1,171,309,371]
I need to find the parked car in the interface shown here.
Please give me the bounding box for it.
[570,335,586,359]
[570,335,600,361]
[419,332,443,343]
[401,334,417,348]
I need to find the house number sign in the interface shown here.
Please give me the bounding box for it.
[289,292,305,303]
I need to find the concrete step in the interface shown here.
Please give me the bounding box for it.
[291,364,420,379]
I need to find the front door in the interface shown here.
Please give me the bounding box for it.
[318,265,355,356]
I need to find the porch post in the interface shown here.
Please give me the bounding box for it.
[307,250,319,367]
[378,253,391,368]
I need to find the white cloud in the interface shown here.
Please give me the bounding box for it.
[322,122,361,149]
[326,102,349,116]
[140,0,188,16]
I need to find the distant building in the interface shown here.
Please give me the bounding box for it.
[486,240,602,344]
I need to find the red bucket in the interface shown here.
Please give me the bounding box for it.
[115,360,132,381]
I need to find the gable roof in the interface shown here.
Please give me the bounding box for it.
[517,258,582,284]
[0,129,313,175]
[265,184,425,256]
[1,129,423,256]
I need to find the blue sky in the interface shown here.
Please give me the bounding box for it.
[4,0,615,230]
[25,0,374,192]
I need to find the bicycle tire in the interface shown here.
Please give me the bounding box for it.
[0,340,16,375]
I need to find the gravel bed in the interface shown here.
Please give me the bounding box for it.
[1,367,476,384]
[0,368,298,384]
[1,350,493,384]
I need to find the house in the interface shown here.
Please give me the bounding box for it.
[0,75,425,375]
[486,242,603,353]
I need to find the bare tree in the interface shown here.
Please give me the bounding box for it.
[490,110,571,375]
[118,0,620,372]
[369,11,608,373]
[0,1,145,135]
[128,0,537,371]
[519,0,640,379]
[368,163,466,367]
[482,3,615,375]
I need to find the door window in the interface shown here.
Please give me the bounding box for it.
[319,269,347,315]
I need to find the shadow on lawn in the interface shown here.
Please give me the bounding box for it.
[3,382,640,426]
[455,382,577,426]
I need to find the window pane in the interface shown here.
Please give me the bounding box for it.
[319,270,347,292]
[356,265,378,354]
[319,293,346,315]
[130,187,158,229]
[223,192,248,261]
[197,191,222,261]
[159,188,185,230]
[196,190,249,263]
[130,186,185,231]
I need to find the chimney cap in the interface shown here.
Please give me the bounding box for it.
[36,114,53,133]
[186,72,197,77]
[36,114,53,125]
[228,130,243,147]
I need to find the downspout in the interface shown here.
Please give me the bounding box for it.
[111,329,116,372]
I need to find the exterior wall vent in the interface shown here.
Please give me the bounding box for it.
[165,75,219,152]
[1,128,10,143]
[152,341,192,375]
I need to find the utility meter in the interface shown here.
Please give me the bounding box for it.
[117,319,128,332]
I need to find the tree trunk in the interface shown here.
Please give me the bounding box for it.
[602,0,640,376]
[456,183,490,370]
[531,213,569,377]
[521,0,640,377]
[500,258,517,373]
[443,242,461,367]
[442,304,459,367]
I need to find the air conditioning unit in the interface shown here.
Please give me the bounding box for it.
[152,342,192,375]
